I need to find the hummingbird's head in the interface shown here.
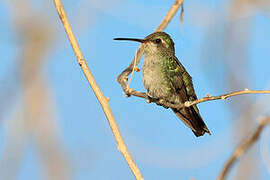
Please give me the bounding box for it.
[143,32,175,55]
[114,31,175,55]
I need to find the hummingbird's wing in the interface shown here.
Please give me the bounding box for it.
[166,56,210,137]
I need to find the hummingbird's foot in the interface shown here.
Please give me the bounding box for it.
[145,94,158,103]
[157,99,169,109]
[146,95,154,103]
[146,96,169,109]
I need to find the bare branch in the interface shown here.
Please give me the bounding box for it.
[53,1,144,179]
[218,118,270,180]
[126,88,270,110]
[186,89,270,107]
[117,0,184,96]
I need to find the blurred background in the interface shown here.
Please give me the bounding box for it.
[0,0,270,179]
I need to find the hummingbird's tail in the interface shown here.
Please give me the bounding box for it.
[172,106,211,137]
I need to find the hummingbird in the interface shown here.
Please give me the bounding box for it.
[114,32,210,137]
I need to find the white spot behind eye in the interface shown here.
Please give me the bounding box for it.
[163,40,169,48]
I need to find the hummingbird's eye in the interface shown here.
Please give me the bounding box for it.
[155,38,161,44]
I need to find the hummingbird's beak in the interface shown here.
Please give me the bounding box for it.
[114,38,147,43]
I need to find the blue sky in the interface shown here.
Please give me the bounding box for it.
[0,0,270,180]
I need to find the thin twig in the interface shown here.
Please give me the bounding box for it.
[127,49,139,89]
[156,0,185,31]
[180,3,184,26]
[126,88,270,110]
[217,118,270,180]
[53,1,144,179]
[117,0,184,96]
[180,3,184,35]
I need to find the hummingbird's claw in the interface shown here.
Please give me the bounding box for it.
[146,96,169,109]
[158,99,169,109]
[146,95,154,103]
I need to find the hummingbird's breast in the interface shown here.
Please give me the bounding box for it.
[142,55,173,100]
